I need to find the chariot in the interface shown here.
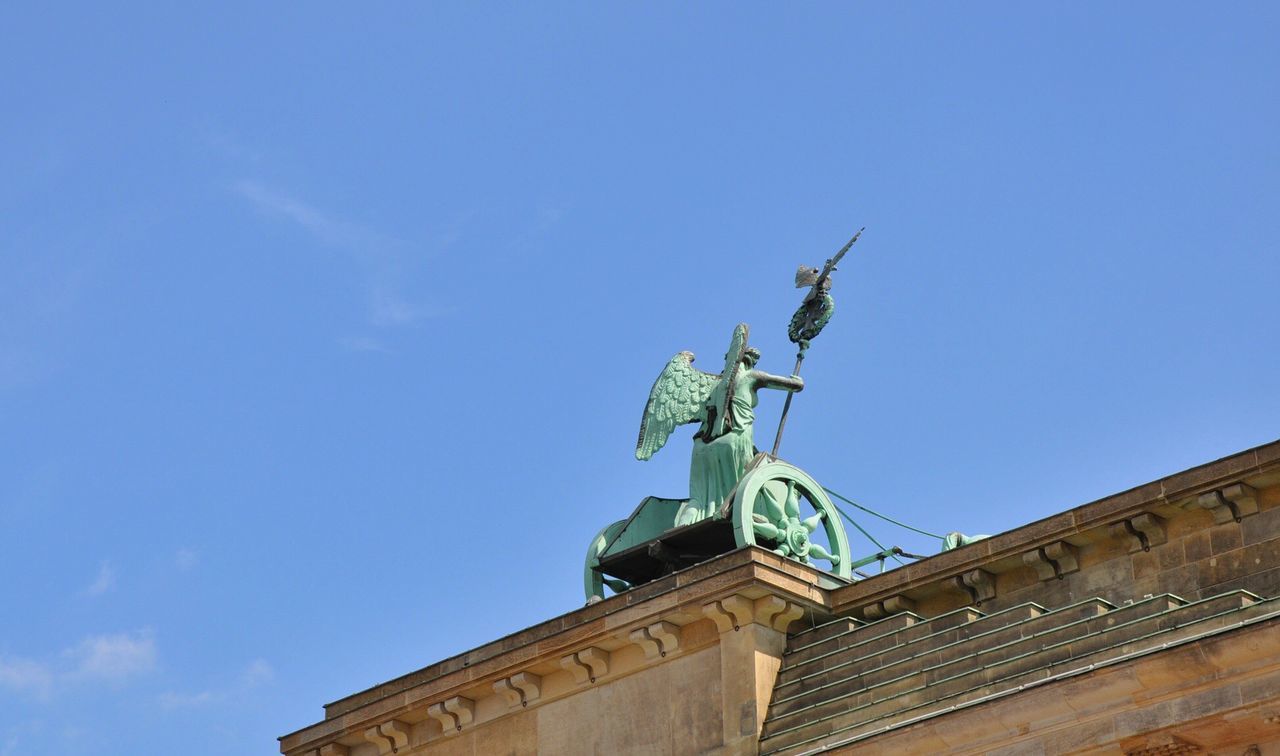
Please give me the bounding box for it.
[584,453,855,602]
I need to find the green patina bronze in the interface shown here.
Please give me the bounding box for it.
[771,227,862,456]
[941,531,991,551]
[637,323,805,527]
[582,231,871,603]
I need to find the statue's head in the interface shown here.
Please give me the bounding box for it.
[742,347,761,367]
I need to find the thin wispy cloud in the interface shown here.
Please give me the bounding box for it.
[65,631,157,682]
[239,658,274,687]
[175,549,198,572]
[369,286,423,327]
[157,690,216,709]
[507,199,569,254]
[0,719,47,756]
[232,179,450,331]
[1,731,24,756]
[0,630,157,701]
[338,336,391,354]
[84,561,115,596]
[157,658,274,710]
[234,180,377,249]
[198,126,264,164]
[0,657,54,700]
[0,262,89,391]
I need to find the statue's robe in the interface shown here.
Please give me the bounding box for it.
[682,367,757,525]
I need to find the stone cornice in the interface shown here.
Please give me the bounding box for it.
[279,547,830,755]
[829,438,1280,617]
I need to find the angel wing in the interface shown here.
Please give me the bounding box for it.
[635,351,720,460]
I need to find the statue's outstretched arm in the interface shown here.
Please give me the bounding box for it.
[750,370,803,393]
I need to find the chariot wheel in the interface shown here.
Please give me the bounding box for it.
[729,459,851,580]
[583,519,629,603]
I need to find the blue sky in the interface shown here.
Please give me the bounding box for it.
[2,4,1278,754]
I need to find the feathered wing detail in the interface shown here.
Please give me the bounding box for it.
[720,323,749,379]
[636,351,720,460]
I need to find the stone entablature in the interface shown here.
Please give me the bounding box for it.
[828,439,1280,621]
[280,550,828,756]
[280,439,1280,755]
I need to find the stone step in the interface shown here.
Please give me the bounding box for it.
[778,606,979,682]
[785,616,868,652]
[1055,589,1258,666]
[759,592,1270,755]
[770,597,1122,717]
[778,608,921,665]
[764,592,1274,755]
[761,594,1263,755]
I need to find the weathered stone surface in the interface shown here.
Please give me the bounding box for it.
[1241,504,1280,546]
[1210,522,1244,555]
[1162,452,1261,502]
[1244,566,1280,598]
[801,613,1280,755]
[1183,528,1213,563]
[1154,540,1184,571]
[538,646,723,754]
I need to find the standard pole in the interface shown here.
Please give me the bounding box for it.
[769,351,805,457]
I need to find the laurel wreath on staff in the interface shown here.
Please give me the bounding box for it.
[770,227,864,456]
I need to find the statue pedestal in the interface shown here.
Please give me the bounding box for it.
[279,548,825,756]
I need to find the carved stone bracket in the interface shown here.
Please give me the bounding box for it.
[1022,548,1056,581]
[426,702,452,733]
[560,647,610,684]
[862,594,916,620]
[1022,540,1081,582]
[1109,513,1167,553]
[629,621,681,659]
[701,594,806,633]
[754,596,806,632]
[363,720,411,753]
[426,696,475,736]
[1122,733,1203,756]
[1045,541,1080,575]
[493,671,542,708]
[1197,483,1259,525]
[952,569,995,606]
[444,696,475,729]
[702,595,755,633]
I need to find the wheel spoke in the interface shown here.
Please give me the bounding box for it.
[808,542,838,564]
[801,512,825,533]
[784,480,799,519]
[753,520,781,541]
[757,485,786,525]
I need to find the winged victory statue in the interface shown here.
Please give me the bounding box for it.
[583,233,870,604]
[637,323,805,527]
[582,230,985,603]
